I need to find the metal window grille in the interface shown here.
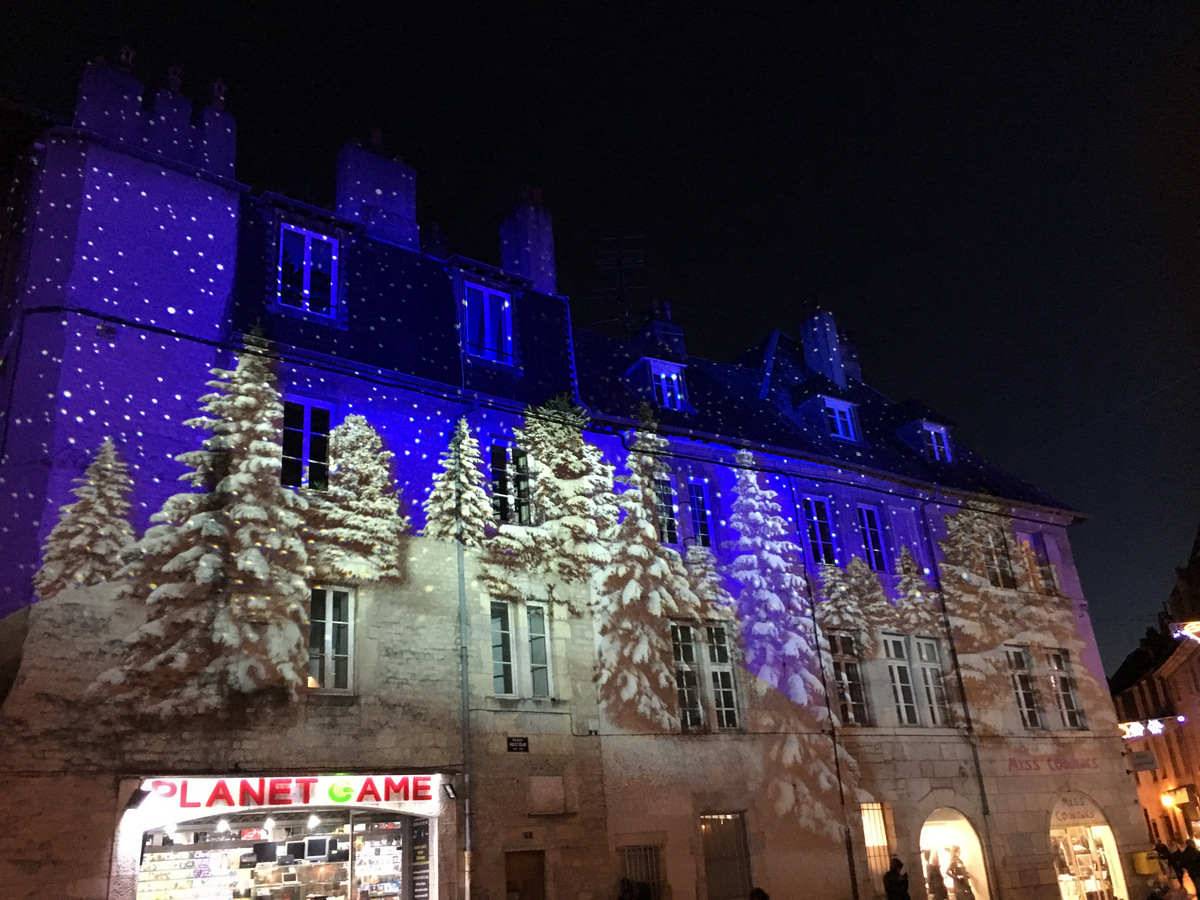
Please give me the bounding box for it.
[699,813,752,900]
[803,497,837,565]
[860,802,892,898]
[672,624,704,729]
[309,587,353,691]
[464,282,514,363]
[1006,646,1042,728]
[883,637,919,725]
[528,605,550,698]
[491,444,531,524]
[688,481,713,547]
[491,602,514,695]
[830,633,869,725]
[282,401,330,489]
[707,625,738,729]
[1047,650,1086,729]
[983,532,1017,589]
[857,506,887,572]
[620,846,665,900]
[655,478,679,544]
[915,639,950,726]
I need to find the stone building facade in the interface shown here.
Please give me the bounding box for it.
[0,58,1142,900]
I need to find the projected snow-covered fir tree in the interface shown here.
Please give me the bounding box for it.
[98,345,310,715]
[727,450,856,838]
[423,416,492,547]
[685,543,735,625]
[480,396,616,609]
[306,414,410,581]
[33,437,135,602]
[816,556,892,655]
[894,544,941,635]
[594,423,699,731]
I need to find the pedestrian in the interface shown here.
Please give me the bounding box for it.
[925,850,949,900]
[883,857,911,900]
[946,847,974,900]
[1168,841,1186,883]
[1180,839,1200,894]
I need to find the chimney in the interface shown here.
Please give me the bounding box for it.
[800,310,858,388]
[335,134,419,249]
[500,188,557,295]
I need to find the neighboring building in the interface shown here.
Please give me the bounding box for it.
[1110,527,1200,848]
[0,57,1142,900]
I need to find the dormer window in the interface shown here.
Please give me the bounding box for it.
[922,422,951,461]
[645,359,688,411]
[463,282,515,365]
[822,397,857,441]
[278,223,338,317]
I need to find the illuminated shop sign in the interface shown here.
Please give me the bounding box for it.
[139,774,441,814]
[1171,622,1200,642]
[1119,716,1187,739]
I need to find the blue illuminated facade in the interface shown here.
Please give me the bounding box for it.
[0,58,1144,900]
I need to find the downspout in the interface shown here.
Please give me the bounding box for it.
[786,478,860,900]
[917,499,1003,900]
[457,538,473,900]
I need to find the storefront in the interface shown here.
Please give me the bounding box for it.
[1049,792,1128,900]
[919,808,990,900]
[117,773,445,900]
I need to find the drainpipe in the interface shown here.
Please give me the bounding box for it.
[457,538,473,900]
[917,499,1003,900]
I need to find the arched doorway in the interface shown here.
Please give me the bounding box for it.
[1049,792,1128,900]
[919,808,990,900]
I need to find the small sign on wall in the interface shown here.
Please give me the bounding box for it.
[1130,749,1159,772]
[507,736,529,753]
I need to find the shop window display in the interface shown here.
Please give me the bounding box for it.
[1049,793,1128,900]
[919,808,990,900]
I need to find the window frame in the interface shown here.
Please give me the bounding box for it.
[654,475,680,545]
[646,359,689,412]
[308,585,355,694]
[802,495,838,566]
[687,478,714,548]
[462,280,516,365]
[671,621,741,733]
[490,442,532,525]
[822,397,858,441]
[914,637,951,726]
[857,504,887,572]
[828,631,870,726]
[882,634,920,726]
[921,422,952,462]
[282,398,333,490]
[982,530,1018,589]
[1006,645,1044,729]
[277,222,340,319]
[491,600,553,699]
[1047,648,1087,730]
[1017,531,1058,594]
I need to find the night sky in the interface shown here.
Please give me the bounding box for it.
[3,2,1198,675]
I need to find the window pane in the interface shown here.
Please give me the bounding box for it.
[310,407,331,436]
[491,602,513,694]
[529,606,549,698]
[311,588,326,621]
[308,236,334,315]
[279,228,306,305]
[281,457,303,488]
[689,482,712,547]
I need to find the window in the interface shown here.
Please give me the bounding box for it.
[803,496,837,565]
[308,586,353,692]
[491,601,552,698]
[278,223,338,316]
[883,636,920,725]
[463,281,514,364]
[922,422,951,461]
[829,632,870,725]
[620,847,665,900]
[699,814,752,900]
[915,638,951,726]
[982,531,1017,589]
[491,444,531,524]
[282,401,331,489]
[857,505,887,572]
[861,802,894,898]
[1017,531,1057,593]
[688,480,713,548]
[671,622,739,731]
[1006,645,1043,728]
[646,360,688,411]
[822,397,857,440]
[1047,649,1086,729]
[654,477,679,545]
